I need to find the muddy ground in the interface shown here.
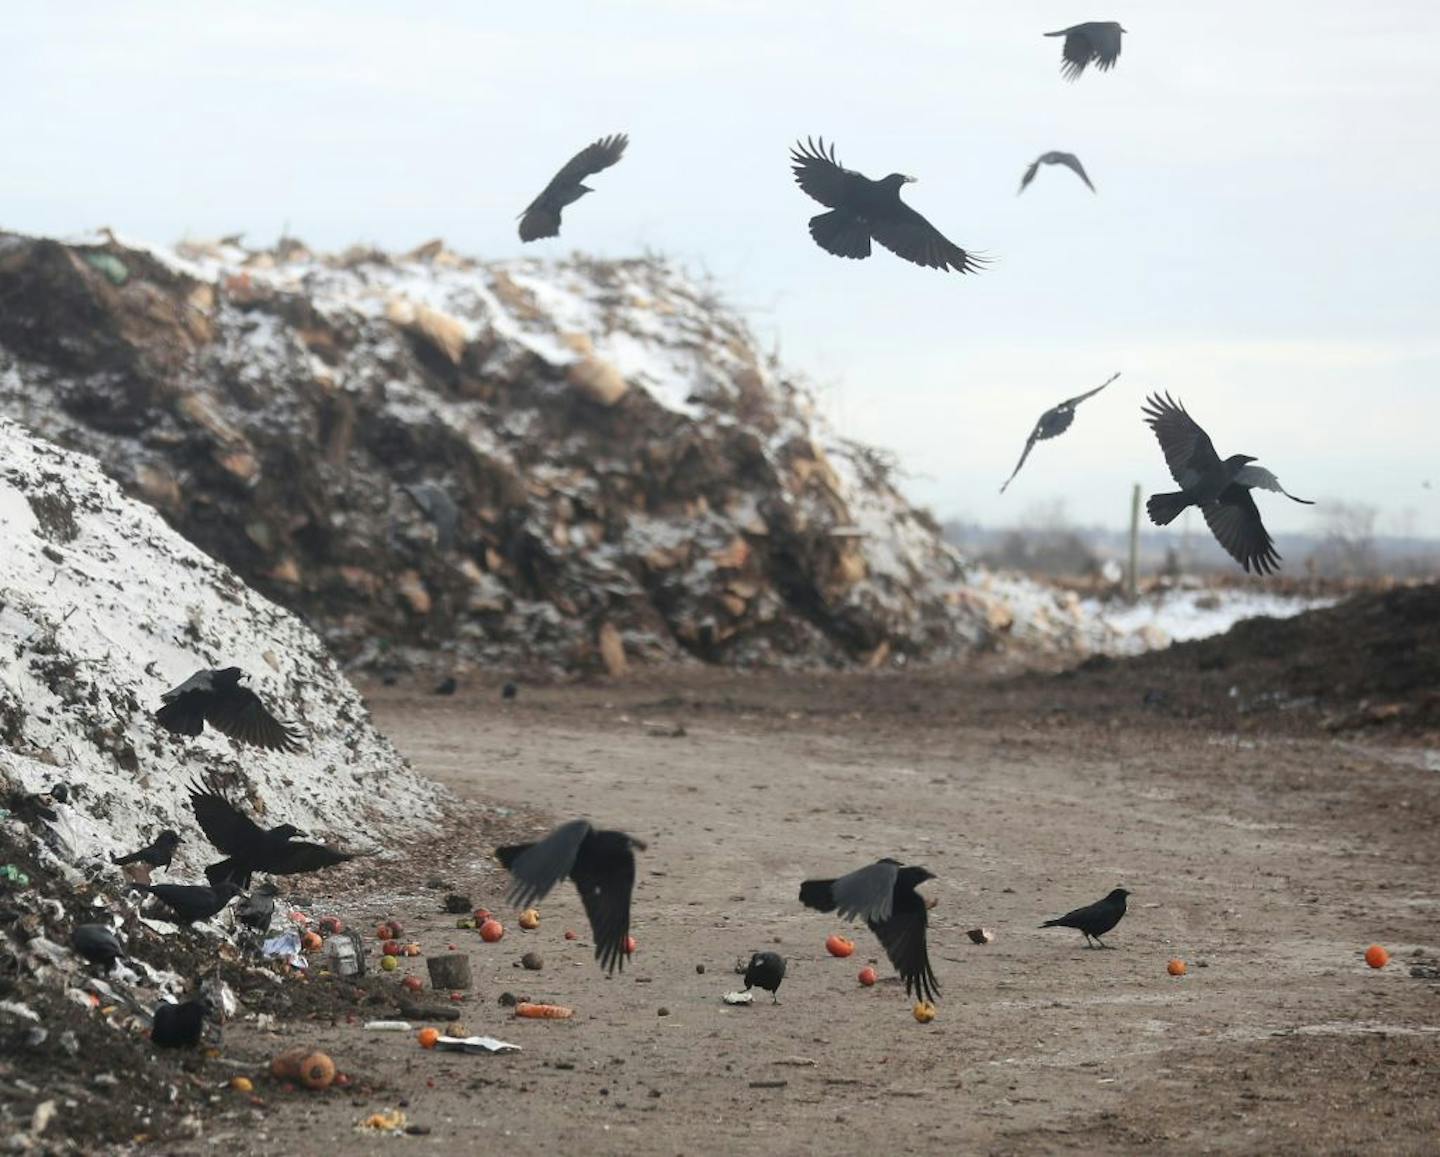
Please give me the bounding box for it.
[153,665,1439,1156]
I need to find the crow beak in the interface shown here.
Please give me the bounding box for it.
[903,175,918,184]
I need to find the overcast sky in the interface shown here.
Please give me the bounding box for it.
[4,2,1437,539]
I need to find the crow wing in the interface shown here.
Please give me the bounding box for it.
[1052,152,1096,192]
[1058,28,1095,81]
[204,858,251,890]
[267,842,359,876]
[1203,487,1281,575]
[205,685,302,752]
[827,859,901,924]
[1063,371,1119,409]
[497,819,592,908]
[869,891,939,1003]
[790,137,859,209]
[1091,23,1123,71]
[155,695,206,737]
[1143,393,1223,487]
[570,830,637,973]
[999,427,1042,493]
[1018,158,1042,195]
[529,134,628,209]
[189,782,267,858]
[869,204,985,273]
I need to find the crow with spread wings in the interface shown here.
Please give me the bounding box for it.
[518,133,629,242]
[1045,22,1126,81]
[790,138,986,273]
[1018,151,1096,195]
[1001,372,1119,492]
[155,667,302,753]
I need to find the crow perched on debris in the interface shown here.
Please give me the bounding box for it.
[1143,393,1313,575]
[4,783,69,825]
[501,682,518,701]
[743,951,786,1003]
[189,779,361,890]
[1040,887,1130,948]
[145,882,243,925]
[518,133,629,242]
[111,830,182,871]
[1045,22,1126,81]
[1018,151,1096,194]
[71,924,125,971]
[496,820,646,974]
[791,138,986,273]
[235,882,280,934]
[151,999,208,1048]
[800,858,939,1003]
[155,667,302,752]
[1001,372,1119,493]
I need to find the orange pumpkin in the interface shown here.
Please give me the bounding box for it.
[417,1027,440,1049]
[1167,959,1187,977]
[825,935,855,958]
[858,966,877,986]
[912,1001,937,1023]
[1365,944,1390,969]
[479,919,504,943]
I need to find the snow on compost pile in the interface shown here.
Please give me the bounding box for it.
[1082,587,1337,652]
[0,231,1117,670]
[0,417,442,871]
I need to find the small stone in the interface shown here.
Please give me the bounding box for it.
[657,1007,670,1017]
[695,964,705,975]
[521,952,543,971]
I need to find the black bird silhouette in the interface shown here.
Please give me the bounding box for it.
[5,783,69,825]
[743,951,786,1003]
[156,667,302,752]
[189,779,360,890]
[1040,887,1130,948]
[1143,393,1313,575]
[518,133,629,242]
[151,999,208,1048]
[1019,151,1096,194]
[501,681,518,701]
[145,882,243,925]
[71,924,125,971]
[496,820,646,974]
[433,677,458,696]
[111,830,182,871]
[800,858,939,1003]
[1001,372,1119,493]
[235,882,280,934]
[1045,22,1126,81]
[791,138,986,273]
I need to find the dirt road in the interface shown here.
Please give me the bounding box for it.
[219,670,1440,1154]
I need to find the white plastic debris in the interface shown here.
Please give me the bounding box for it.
[722,991,754,1005]
[434,1035,521,1054]
[262,929,307,968]
[364,1021,413,1032]
[201,977,239,1020]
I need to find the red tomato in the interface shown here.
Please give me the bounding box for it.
[826,935,855,958]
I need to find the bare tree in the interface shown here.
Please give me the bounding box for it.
[1310,501,1379,578]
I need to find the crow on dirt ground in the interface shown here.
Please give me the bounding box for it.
[71,923,125,971]
[111,830,182,871]
[743,951,787,1003]
[151,999,208,1048]
[1040,887,1130,948]
[144,882,243,925]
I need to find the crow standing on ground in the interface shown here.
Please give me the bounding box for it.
[151,999,208,1048]
[1045,22,1126,80]
[791,138,986,273]
[1040,887,1130,948]
[71,924,125,971]
[800,858,939,1003]
[235,882,281,934]
[111,830,182,871]
[144,882,243,925]
[1018,151,1096,195]
[1001,372,1119,493]
[155,667,303,752]
[518,133,629,242]
[743,951,786,1003]
[496,820,645,974]
[1142,393,1313,575]
[189,779,361,890]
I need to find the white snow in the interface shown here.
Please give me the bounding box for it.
[1082,587,1335,652]
[0,417,443,873]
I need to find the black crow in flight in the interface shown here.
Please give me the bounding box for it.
[518,133,629,242]
[496,820,645,974]
[1041,887,1130,948]
[1018,151,1096,194]
[791,138,986,273]
[1143,393,1313,575]
[155,667,302,752]
[800,858,939,1003]
[1045,22,1126,81]
[1001,372,1119,492]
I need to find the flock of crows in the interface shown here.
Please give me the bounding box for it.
[50,18,1315,1043]
[518,19,1315,574]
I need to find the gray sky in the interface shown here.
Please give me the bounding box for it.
[4,2,1437,539]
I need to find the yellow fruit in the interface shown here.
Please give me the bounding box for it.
[380,954,399,972]
[230,1076,254,1093]
[913,1001,937,1023]
[519,908,540,930]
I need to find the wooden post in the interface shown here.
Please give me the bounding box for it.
[1127,483,1141,602]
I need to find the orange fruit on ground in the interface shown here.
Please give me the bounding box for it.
[401,976,423,992]
[913,1001,937,1023]
[479,919,504,943]
[1365,944,1390,969]
[825,935,855,958]
[624,935,638,955]
[519,908,541,930]
[301,931,323,952]
[858,967,877,987]
[1167,959,1187,977]
[417,1028,440,1049]
[382,939,402,956]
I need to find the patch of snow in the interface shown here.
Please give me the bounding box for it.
[1083,588,1335,652]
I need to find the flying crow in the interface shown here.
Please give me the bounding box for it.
[144,882,243,925]
[496,820,645,974]
[1143,393,1313,575]
[1041,887,1130,948]
[189,779,360,890]
[71,923,125,971]
[519,133,629,242]
[800,858,939,1003]
[791,138,986,273]
[111,830,182,871]
[1045,22,1126,80]
[743,951,786,1003]
[1001,372,1119,492]
[1019,151,1096,194]
[155,667,302,752]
